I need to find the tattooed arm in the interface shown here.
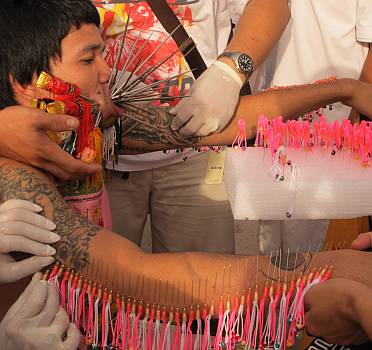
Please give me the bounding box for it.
[1,157,372,316]
[120,78,372,153]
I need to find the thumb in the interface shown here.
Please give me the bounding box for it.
[351,232,372,251]
[34,114,80,132]
[16,280,49,319]
[2,273,42,321]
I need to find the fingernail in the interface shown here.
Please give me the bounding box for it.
[41,256,55,268]
[66,118,79,129]
[31,203,43,212]
[48,232,61,243]
[44,219,56,231]
[46,246,57,256]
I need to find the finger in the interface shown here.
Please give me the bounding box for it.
[2,273,43,319]
[42,148,101,181]
[169,102,182,115]
[0,221,60,243]
[303,287,315,312]
[51,308,70,337]
[179,115,205,136]
[17,280,49,319]
[1,256,54,283]
[351,232,372,250]
[195,118,220,137]
[170,100,192,130]
[38,284,60,326]
[0,199,43,213]
[304,311,318,338]
[62,323,81,349]
[0,207,56,230]
[0,234,56,256]
[33,114,80,132]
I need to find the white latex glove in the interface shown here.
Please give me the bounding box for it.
[0,199,59,284]
[0,273,80,350]
[170,61,243,136]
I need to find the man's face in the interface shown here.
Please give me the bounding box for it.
[50,23,111,108]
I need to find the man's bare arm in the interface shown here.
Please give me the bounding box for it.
[220,0,290,83]
[349,44,372,122]
[1,157,372,310]
[121,78,372,153]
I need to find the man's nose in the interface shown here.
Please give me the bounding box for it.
[99,57,111,84]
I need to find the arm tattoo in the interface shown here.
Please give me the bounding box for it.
[0,161,100,271]
[120,105,200,152]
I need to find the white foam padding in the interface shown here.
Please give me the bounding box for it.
[224,147,372,220]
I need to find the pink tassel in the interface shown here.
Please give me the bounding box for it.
[172,309,181,350]
[213,298,224,349]
[101,289,108,347]
[186,308,195,350]
[146,307,155,350]
[60,269,70,309]
[241,289,251,343]
[131,303,143,349]
[258,285,268,348]
[113,295,122,347]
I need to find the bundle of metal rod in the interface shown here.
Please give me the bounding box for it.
[99,5,203,164]
[44,248,337,350]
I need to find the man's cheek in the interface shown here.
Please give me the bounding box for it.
[100,92,117,120]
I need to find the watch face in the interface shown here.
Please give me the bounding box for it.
[238,54,254,74]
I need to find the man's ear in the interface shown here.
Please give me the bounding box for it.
[9,75,37,105]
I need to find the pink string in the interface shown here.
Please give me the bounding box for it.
[242,290,251,343]
[101,289,108,347]
[77,280,88,331]
[60,270,70,309]
[213,299,225,349]
[172,310,181,350]
[254,115,372,167]
[146,308,155,350]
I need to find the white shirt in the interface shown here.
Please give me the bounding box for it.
[100,0,248,171]
[251,0,372,122]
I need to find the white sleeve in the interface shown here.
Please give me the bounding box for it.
[226,0,250,23]
[356,0,372,43]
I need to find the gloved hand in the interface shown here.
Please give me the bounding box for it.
[0,199,59,284]
[170,61,243,136]
[0,273,80,350]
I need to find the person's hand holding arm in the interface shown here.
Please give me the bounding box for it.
[304,278,372,345]
[170,0,290,136]
[0,106,101,180]
[0,199,58,284]
[0,273,80,350]
[349,44,372,122]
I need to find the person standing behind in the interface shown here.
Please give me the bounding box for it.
[101,0,290,253]
[249,0,372,255]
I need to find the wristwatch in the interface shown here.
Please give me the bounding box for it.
[217,51,255,79]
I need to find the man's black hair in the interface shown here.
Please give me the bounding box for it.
[0,0,100,108]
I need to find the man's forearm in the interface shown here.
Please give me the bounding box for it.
[121,78,358,152]
[223,0,290,78]
[360,45,372,83]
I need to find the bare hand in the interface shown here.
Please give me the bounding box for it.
[0,106,101,180]
[351,231,372,251]
[342,79,372,119]
[304,278,368,345]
